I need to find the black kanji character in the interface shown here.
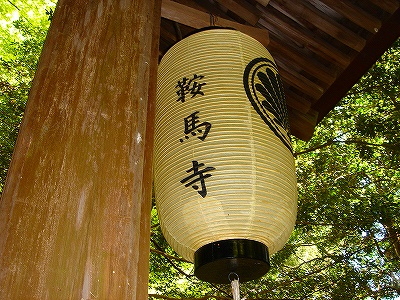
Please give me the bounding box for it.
[180,161,215,198]
[179,111,211,143]
[175,74,206,103]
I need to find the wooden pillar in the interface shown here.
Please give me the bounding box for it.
[0,0,161,299]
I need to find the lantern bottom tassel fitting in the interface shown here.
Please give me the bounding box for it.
[194,239,270,284]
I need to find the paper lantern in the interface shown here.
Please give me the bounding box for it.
[154,28,297,283]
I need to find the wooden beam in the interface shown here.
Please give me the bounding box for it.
[318,0,382,33]
[257,9,351,67]
[255,0,271,6]
[315,7,400,122]
[268,37,336,86]
[161,0,269,48]
[214,0,261,25]
[271,0,366,51]
[0,0,161,298]
[368,0,399,13]
[285,89,312,114]
[279,66,325,101]
[288,108,319,141]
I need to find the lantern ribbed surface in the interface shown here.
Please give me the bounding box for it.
[154,29,297,270]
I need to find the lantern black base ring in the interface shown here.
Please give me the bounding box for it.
[194,239,270,284]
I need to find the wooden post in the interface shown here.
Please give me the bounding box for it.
[0,0,161,299]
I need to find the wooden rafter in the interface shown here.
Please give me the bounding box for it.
[161,0,269,48]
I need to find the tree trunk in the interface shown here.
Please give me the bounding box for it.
[383,220,400,260]
[0,0,161,299]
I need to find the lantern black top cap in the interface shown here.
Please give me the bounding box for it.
[160,26,237,59]
[183,26,237,39]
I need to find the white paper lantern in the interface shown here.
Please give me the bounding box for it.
[154,28,297,283]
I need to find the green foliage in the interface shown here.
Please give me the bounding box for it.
[0,0,55,193]
[0,1,398,298]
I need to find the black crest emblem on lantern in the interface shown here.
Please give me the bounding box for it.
[243,57,292,152]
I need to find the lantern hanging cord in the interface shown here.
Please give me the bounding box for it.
[229,272,241,300]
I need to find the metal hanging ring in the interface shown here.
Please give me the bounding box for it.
[209,14,218,26]
[228,272,239,283]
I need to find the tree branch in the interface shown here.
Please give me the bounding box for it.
[7,0,20,11]
[259,238,380,296]
[294,140,335,157]
[346,83,399,96]
[6,0,33,26]
[151,238,194,278]
[150,240,234,298]
[381,220,400,259]
[148,294,299,300]
[294,138,397,157]
[148,294,229,300]
[150,247,191,263]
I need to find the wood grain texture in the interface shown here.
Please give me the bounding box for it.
[0,0,161,299]
[161,0,269,48]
